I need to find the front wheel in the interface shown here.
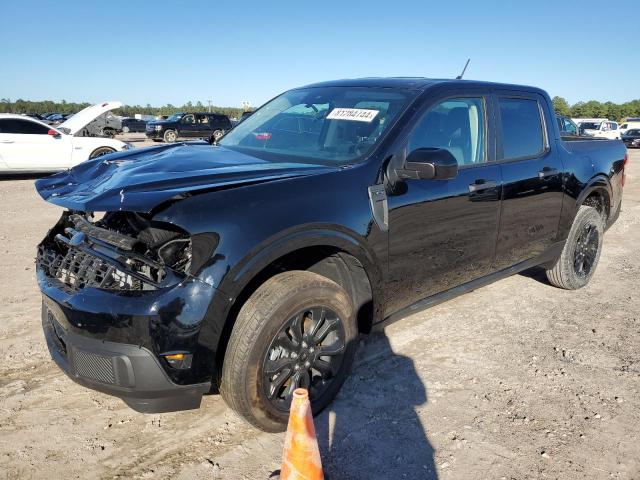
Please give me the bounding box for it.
[221,271,357,432]
[546,205,605,289]
[163,129,177,143]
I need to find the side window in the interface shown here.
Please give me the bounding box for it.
[0,119,49,134]
[195,114,209,124]
[182,114,195,124]
[610,122,618,131]
[564,119,577,135]
[408,97,486,166]
[498,98,545,159]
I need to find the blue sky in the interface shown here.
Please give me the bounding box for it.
[1,0,638,108]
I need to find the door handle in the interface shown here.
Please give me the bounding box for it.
[468,179,498,193]
[538,167,559,179]
[0,140,14,143]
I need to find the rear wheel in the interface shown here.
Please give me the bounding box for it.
[546,205,605,289]
[89,146,116,159]
[221,271,357,432]
[163,129,177,143]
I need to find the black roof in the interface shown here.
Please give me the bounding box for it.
[299,77,547,96]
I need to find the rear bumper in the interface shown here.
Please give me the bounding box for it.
[42,298,211,413]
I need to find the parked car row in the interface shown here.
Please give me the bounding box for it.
[25,112,75,125]
[557,116,640,148]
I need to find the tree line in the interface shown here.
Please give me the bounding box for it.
[2,97,640,123]
[552,97,640,121]
[0,98,249,119]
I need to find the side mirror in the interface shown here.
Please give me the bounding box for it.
[399,148,458,180]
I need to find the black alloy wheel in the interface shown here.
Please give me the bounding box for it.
[573,223,599,278]
[262,306,346,411]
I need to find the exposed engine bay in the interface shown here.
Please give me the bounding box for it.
[37,211,194,291]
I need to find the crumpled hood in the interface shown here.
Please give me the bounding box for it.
[35,143,339,213]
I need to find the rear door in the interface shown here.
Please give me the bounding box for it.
[0,118,71,170]
[492,92,564,271]
[179,114,198,138]
[386,88,502,313]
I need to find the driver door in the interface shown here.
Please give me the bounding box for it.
[385,90,502,314]
[179,114,197,138]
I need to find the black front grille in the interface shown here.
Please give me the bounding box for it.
[74,349,116,384]
[37,245,144,291]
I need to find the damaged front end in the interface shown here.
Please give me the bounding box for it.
[37,211,194,292]
[36,210,219,413]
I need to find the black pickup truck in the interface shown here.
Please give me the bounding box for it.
[145,112,232,143]
[35,78,627,432]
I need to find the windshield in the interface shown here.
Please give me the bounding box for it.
[166,113,183,122]
[580,122,601,130]
[626,129,640,135]
[219,87,413,164]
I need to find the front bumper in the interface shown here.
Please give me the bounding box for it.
[42,297,211,412]
[145,129,163,139]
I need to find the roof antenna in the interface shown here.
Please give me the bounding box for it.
[456,58,471,80]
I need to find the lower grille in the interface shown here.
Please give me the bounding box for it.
[74,349,116,385]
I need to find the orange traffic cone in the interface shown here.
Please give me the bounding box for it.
[280,388,324,480]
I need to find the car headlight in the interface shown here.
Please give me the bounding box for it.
[155,125,163,131]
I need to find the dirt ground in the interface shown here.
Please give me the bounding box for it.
[0,147,639,480]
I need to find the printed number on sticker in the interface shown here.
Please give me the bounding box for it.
[327,108,379,123]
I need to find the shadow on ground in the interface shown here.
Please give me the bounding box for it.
[314,333,437,480]
[519,266,551,285]
[0,173,49,181]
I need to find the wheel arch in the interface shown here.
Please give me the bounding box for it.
[576,174,612,219]
[211,228,383,374]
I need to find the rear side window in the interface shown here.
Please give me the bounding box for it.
[0,118,50,134]
[498,98,545,159]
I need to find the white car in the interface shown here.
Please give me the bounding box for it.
[0,101,133,173]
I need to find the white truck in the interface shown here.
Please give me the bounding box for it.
[573,118,621,140]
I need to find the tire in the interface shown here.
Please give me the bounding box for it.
[221,271,357,432]
[89,146,116,159]
[546,205,605,289]
[163,129,177,143]
[103,128,116,138]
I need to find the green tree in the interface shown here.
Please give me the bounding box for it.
[552,96,571,116]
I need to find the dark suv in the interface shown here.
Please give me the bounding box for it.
[146,112,232,143]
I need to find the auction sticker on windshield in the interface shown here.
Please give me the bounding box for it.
[327,108,379,122]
